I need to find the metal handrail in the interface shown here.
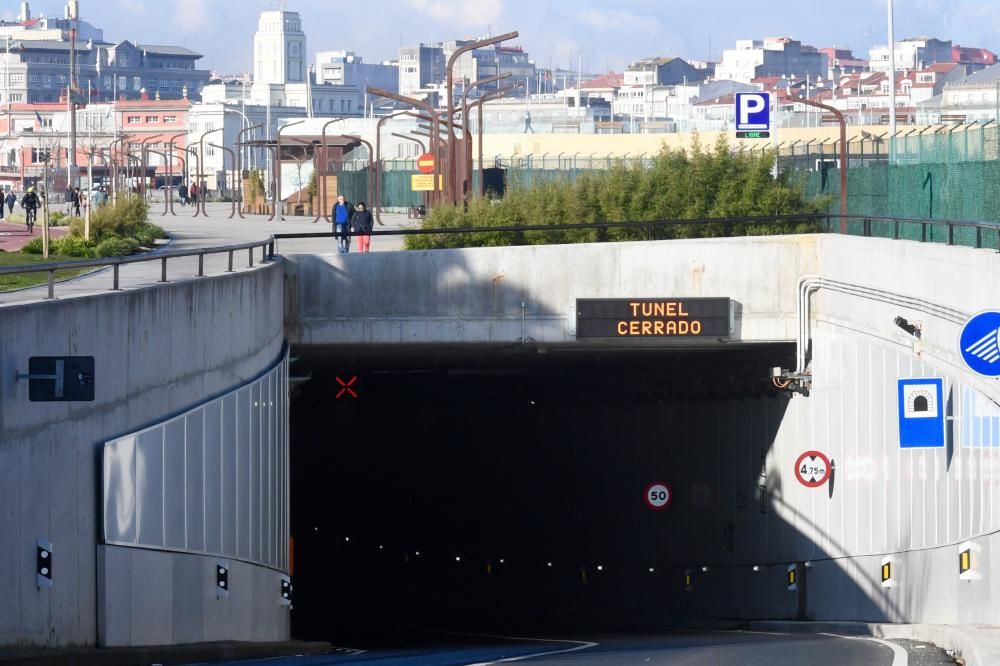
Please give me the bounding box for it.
[274,212,1000,251]
[0,236,277,300]
[275,213,826,240]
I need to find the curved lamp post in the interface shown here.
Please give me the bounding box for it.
[316,117,349,222]
[445,32,518,203]
[209,142,239,219]
[273,119,306,221]
[197,126,225,217]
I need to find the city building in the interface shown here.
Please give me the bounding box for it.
[952,45,997,69]
[917,62,1000,124]
[0,1,103,42]
[315,50,398,95]
[247,10,364,117]
[0,1,210,105]
[398,43,446,98]
[397,39,536,101]
[869,37,953,73]
[624,57,706,87]
[818,48,868,79]
[714,38,827,84]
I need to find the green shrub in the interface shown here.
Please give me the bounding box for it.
[71,197,150,241]
[21,237,44,254]
[94,237,138,257]
[54,235,96,258]
[406,136,828,250]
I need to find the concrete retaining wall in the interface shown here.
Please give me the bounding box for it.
[0,262,286,648]
[285,236,818,347]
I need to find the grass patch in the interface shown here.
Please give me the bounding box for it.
[0,251,96,291]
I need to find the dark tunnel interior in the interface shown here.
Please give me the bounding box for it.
[288,343,795,644]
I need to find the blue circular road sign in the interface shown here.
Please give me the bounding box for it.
[960,311,1000,377]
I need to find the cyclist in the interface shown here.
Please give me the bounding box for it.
[21,187,39,233]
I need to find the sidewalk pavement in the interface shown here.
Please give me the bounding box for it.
[0,205,421,307]
[0,640,332,666]
[748,620,999,665]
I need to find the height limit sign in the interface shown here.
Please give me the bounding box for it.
[794,451,831,488]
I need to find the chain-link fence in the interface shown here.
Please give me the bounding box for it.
[803,123,1000,229]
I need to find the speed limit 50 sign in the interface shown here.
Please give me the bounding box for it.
[644,482,673,511]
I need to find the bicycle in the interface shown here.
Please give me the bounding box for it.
[25,207,36,234]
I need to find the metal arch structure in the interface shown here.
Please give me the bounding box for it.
[209,143,240,219]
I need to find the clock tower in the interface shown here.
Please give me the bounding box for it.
[253,10,306,85]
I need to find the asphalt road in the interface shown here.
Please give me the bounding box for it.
[186,628,955,666]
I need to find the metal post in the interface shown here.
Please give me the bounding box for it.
[197,127,224,217]
[798,98,848,232]
[210,143,238,219]
[444,33,518,205]
[112,263,120,290]
[275,120,306,221]
[198,253,204,277]
[235,123,262,218]
[317,117,348,223]
[160,257,167,282]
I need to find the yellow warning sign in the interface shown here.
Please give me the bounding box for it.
[411,174,443,191]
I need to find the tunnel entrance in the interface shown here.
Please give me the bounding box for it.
[289,343,794,643]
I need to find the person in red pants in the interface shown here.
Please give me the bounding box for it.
[352,202,375,253]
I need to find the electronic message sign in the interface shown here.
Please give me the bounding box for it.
[576,298,732,339]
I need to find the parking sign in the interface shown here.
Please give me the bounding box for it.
[736,93,771,131]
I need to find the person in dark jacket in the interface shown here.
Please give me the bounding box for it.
[178,182,189,207]
[332,195,354,254]
[71,187,81,216]
[5,191,15,215]
[352,202,374,253]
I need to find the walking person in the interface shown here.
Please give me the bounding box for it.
[5,190,16,215]
[178,182,189,207]
[72,187,82,217]
[352,202,374,253]
[332,194,353,254]
[189,183,199,208]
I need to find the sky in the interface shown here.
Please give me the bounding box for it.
[9,0,1000,74]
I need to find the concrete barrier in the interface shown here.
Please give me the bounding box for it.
[0,262,285,648]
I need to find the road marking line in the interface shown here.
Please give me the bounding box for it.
[819,633,908,666]
[464,637,598,665]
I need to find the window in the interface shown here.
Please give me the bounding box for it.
[133,77,141,91]
[9,73,24,85]
[8,93,22,102]
[127,115,141,123]
[119,54,129,66]
[163,115,177,122]
[117,75,127,90]
[103,76,111,89]
[31,148,51,163]
[145,116,159,123]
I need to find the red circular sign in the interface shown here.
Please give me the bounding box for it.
[416,152,436,174]
[794,451,832,488]
[644,481,673,511]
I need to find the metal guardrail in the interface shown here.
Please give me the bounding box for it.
[274,212,1000,251]
[274,213,827,241]
[0,237,277,300]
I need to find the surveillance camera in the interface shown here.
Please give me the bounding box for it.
[894,316,920,337]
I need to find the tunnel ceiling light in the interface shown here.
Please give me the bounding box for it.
[701,566,709,573]
[499,558,505,564]
[455,556,462,562]
[648,567,656,573]
[547,562,553,568]
[597,565,604,572]
[753,565,761,572]
[804,561,813,569]
[415,551,421,557]
[344,537,350,542]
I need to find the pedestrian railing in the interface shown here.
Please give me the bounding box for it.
[275,212,1000,252]
[0,237,276,300]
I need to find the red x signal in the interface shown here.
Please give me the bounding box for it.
[336,376,359,399]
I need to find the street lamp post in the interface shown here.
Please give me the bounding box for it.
[444,32,519,204]
[209,143,239,219]
[275,119,306,221]
[197,126,225,217]
[887,0,897,160]
[460,73,511,199]
[316,117,349,223]
[797,97,849,232]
